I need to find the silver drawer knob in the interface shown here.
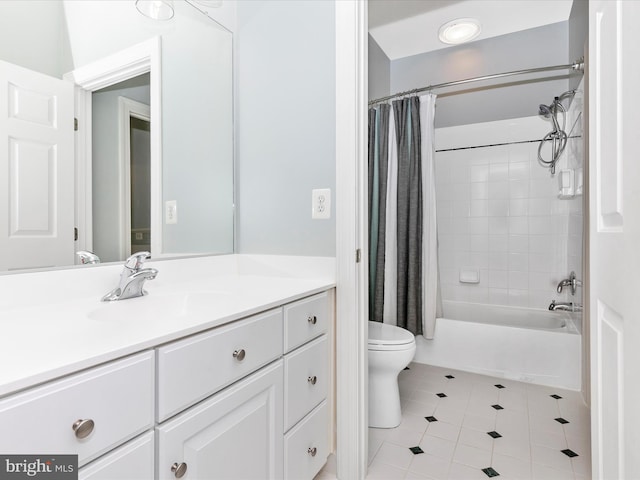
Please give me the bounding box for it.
[171,462,188,478]
[233,349,246,361]
[308,447,317,457]
[72,419,95,439]
[307,315,317,325]
[307,375,317,385]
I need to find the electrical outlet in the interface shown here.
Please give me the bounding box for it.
[165,200,177,224]
[312,188,331,219]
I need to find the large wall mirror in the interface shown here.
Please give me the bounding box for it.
[0,0,233,271]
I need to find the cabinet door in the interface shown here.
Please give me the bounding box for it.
[157,361,283,480]
[79,431,154,480]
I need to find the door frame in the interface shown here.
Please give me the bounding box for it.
[119,97,151,259]
[65,37,162,259]
[335,1,369,479]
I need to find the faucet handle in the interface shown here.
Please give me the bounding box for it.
[124,251,151,271]
[557,271,582,295]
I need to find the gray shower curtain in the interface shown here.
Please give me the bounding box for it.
[368,98,423,335]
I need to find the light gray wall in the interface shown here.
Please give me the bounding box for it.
[92,75,150,263]
[390,22,570,128]
[235,0,336,256]
[0,1,73,78]
[569,0,588,91]
[161,4,234,255]
[368,34,391,100]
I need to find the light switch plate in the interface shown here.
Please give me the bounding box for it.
[165,200,177,224]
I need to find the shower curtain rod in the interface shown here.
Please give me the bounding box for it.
[368,58,585,106]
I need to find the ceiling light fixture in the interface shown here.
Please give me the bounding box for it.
[135,0,175,21]
[438,18,481,45]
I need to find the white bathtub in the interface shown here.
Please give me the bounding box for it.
[413,301,582,390]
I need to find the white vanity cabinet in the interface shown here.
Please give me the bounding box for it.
[282,292,330,480]
[0,286,333,480]
[156,361,284,480]
[156,290,332,480]
[0,351,155,467]
[78,431,155,480]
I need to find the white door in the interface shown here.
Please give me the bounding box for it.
[0,60,74,270]
[156,361,283,480]
[589,1,640,478]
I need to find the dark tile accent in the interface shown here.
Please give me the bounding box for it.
[494,384,505,389]
[436,393,447,398]
[482,467,500,477]
[409,446,424,455]
[404,367,410,370]
[445,374,455,379]
[425,416,438,422]
[491,404,504,410]
[561,449,579,458]
[550,394,563,399]
[555,417,570,424]
[487,431,502,439]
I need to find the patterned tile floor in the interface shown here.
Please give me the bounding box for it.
[315,362,591,479]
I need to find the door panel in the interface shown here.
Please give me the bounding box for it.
[589,1,640,477]
[0,60,74,270]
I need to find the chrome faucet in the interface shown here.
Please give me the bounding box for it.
[549,300,582,312]
[557,271,582,296]
[76,250,100,265]
[102,251,158,302]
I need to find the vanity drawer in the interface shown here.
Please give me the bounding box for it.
[284,401,328,480]
[157,308,283,421]
[79,431,154,480]
[0,351,154,467]
[284,292,329,353]
[284,335,327,431]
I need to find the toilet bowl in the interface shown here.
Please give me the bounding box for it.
[368,321,416,428]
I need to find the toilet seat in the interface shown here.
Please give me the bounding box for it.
[368,322,415,351]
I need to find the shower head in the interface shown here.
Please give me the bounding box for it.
[538,104,552,118]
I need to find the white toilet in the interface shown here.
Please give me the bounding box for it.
[368,321,417,428]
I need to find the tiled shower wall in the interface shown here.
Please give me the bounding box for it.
[434,111,583,309]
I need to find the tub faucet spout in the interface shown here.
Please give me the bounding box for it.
[548,300,582,312]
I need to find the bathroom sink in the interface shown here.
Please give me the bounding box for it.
[87,290,230,323]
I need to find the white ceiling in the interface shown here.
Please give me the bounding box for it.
[369,0,574,60]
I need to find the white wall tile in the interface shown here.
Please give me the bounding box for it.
[452,201,470,218]
[469,235,489,253]
[509,179,529,199]
[468,217,489,235]
[509,217,529,235]
[488,182,509,199]
[528,198,552,216]
[489,163,509,182]
[510,199,528,216]
[489,288,510,306]
[508,289,529,307]
[509,235,529,254]
[470,182,488,199]
[489,217,508,235]
[488,270,508,289]
[469,165,489,183]
[509,271,529,290]
[452,183,470,200]
[488,199,509,217]
[488,235,508,253]
[509,162,529,180]
[469,201,488,217]
[435,114,581,308]
[508,253,528,272]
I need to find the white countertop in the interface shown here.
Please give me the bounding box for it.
[0,254,335,398]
